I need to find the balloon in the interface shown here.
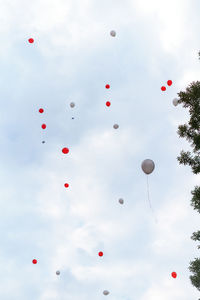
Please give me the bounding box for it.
[41,124,46,129]
[32,259,37,264]
[98,251,103,257]
[62,147,69,154]
[56,270,60,275]
[173,98,178,106]
[39,108,44,113]
[28,38,34,43]
[113,124,119,129]
[161,86,166,91]
[70,102,75,108]
[167,80,172,86]
[103,290,109,295]
[119,198,124,204]
[141,159,155,175]
[110,30,116,37]
[42,141,45,144]
[171,272,177,278]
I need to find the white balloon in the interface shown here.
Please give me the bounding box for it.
[141,159,155,175]
[56,270,60,275]
[113,124,119,129]
[110,30,116,37]
[173,98,178,106]
[70,102,75,108]
[119,198,124,204]
[103,290,109,295]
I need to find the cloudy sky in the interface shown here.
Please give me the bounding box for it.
[0,0,200,299]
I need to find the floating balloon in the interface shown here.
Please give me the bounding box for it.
[113,124,119,129]
[41,124,46,129]
[56,270,60,275]
[110,30,116,37]
[70,102,75,108]
[62,147,69,154]
[32,259,37,264]
[106,101,111,107]
[161,86,166,91]
[28,38,34,43]
[173,98,178,106]
[42,141,45,144]
[98,251,103,257]
[105,84,110,89]
[141,159,155,175]
[103,290,109,296]
[119,198,124,204]
[167,80,172,86]
[39,108,44,113]
[64,183,69,188]
[171,272,177,278]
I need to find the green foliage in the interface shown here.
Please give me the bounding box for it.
[189,258,200,291]
[176,75,200,293]
[191,186,200,213]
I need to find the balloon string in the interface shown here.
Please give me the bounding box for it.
[146,175,158,223]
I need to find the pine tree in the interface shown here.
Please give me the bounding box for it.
[176,53,200,294]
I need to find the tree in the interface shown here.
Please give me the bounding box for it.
[176,53,200,294]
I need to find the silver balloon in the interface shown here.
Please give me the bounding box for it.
[110,30,116,37]
[70,102,75,108]
[56,270,60,275]
[141,159,155,175]
[113,124,119,129]
[119,198,124,204]
[103,290,109,296]
[173,98,178,106]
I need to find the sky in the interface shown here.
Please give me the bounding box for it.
[0,0,200,299]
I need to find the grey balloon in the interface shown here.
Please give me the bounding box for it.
[119,198,124,204]
[70,102,75,108]
[56,270,60,275]
[173,98,178,106]
[113,124,119,129]
[141,159,155,175]
[103,290,109,295]
[110,30,116,37]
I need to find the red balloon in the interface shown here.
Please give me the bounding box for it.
[28,38,34,43]
[64,183,69,188]
[171,272,177,278]
[32,259,37,264]
[39,108,44,113]
[62,147,69,154]
[106,101,111,107]
[41,124,46,129]
[105,84,110,89]
[161,86,166,91]
[98,251,103,257]
[167,80,172,86]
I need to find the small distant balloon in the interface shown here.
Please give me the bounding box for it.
[72,117,74,119]
[64,183,69,188]
[113,124,119,129]
[167,80,172,86]
[141,159,155,175]
[32,259,37,264]
[62,147,69,154]
[105,84,110,89]
[161,86,166,91]
[28,38,34,43]
[56,270,60,275]
[70,102,75,108]
[98,251,103,257]
[106,101,111,107]
[39,108,44,113]
[119,198,124,204]
[103,290,109,296]
[42,141,45,144]
[171,272,177,278]
[173,98,178,106]
[41,124,46,129]
[110,30,116,37]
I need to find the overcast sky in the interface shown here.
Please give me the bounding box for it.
[0,0,200,299]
